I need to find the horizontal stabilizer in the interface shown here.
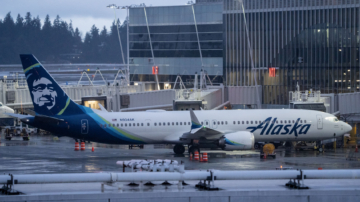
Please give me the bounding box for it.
[5,113,32,119]
[34,115,64,124]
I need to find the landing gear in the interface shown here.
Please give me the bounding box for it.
[188,145,200,154]
[173,144,185,154]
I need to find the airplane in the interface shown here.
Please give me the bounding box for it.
[7,54,352,154]
[0,102,15,127]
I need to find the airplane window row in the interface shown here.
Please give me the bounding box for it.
[232,120,307,125]
[99,119,308,129]
[99,121,193,128]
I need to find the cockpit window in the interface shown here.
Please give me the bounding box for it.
[334,118,339,122]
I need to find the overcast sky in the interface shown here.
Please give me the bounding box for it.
[1,0,188,37]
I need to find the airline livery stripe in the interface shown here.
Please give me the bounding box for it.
[57,98,70,115]
[24,63,40,73]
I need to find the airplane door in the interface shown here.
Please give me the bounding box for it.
[316,115,323,129]
[81,119,89,134]
[212,119,218,129]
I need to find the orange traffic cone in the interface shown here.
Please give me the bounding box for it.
[199,153,203,162]
[202,153,208,162]
[81,142,85,151]
[355,145,358,153]
[74,142,79,151]
[190,153,193,160]
[92,147,94,152]
[194,151,199,161]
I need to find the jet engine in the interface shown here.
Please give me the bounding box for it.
[218,131,255,150]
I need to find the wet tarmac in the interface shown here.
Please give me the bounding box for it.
[1,134,360,175]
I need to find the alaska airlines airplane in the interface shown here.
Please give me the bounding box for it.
[7,55,352,154]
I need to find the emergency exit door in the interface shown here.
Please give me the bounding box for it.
[316,115,323,129]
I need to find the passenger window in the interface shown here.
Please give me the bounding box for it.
[176,122,178,125]
[108,124,111,128]
[206,122,208,125]
[147,123,149,126]
[276,121,278,124]
[246,121,249,124]
[188,122,190,125]
[233,121,236,125]
[280,121,283,124]
[159,123,161,126]
[201,122,204,125]
[133,123,135,126]
[213,122,216,125]
[180,122,182,125]
[117,123,119,127]
[113,124,115,127]
[141,123,143,126]
[100,124,103,127]
[218,121,220,125]
[250,121,253,124]
[154,123,157,126]
[304,120,307,123]
[221,121,224,125]
[292,120,295,123]
[238,121,240,124]
[137,123,139,126]
[128,124,131,127]
[289,120,291,123]
[163,122,166,126]
[184,122,187,125]
[172,122,174,125]
[284,121,287,124]
[242,121,245,124]
[300,120,302,123]
[255,121,258,124]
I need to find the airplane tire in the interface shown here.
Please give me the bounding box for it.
[173,144,185,154]
[188,145,200,154]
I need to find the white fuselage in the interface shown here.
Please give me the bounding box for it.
[94,109,351,144]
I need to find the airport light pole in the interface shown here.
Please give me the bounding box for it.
[107,4,127,84]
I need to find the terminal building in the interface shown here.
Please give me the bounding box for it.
[129,1,224,89]
[224,0,360,105]
[129,0,360,105]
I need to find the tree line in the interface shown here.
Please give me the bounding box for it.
[0,12,127,64]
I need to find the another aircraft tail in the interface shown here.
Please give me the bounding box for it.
[20,54,83,116]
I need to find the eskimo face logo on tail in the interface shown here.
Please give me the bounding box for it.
[31,77,57,110]
[26,70,68,115]
[246,117,311,136]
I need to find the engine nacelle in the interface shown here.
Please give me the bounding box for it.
[218,131,255,150]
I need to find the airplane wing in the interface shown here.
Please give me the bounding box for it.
[180,109,224,140]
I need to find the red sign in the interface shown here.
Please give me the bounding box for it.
[152,66,159,74]
[269,67,276,77]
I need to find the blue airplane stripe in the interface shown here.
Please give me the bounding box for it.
[80,106,143,143]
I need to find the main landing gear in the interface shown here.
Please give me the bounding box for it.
[173,144,200,155]
[173,144,185,154]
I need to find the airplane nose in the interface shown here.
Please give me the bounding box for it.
[345,123,352,133]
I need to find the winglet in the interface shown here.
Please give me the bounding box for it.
[190,109,202,130]
[98,103,108,112]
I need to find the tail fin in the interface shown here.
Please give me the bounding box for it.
[20,54,82,116]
